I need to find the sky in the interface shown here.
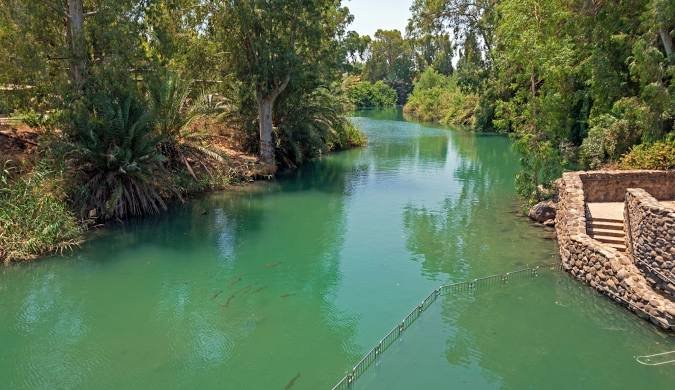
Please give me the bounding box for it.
[346,0,414,37]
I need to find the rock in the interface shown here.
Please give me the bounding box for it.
[543,219,556,227]
[666,306,675,317]
[528,201,557,224]
[616,269,628,281]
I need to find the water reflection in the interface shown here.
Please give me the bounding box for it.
[436,272,675,389]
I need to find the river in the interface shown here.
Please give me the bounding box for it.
[0,110,672,389]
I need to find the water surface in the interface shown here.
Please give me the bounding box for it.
[1,110,672,389]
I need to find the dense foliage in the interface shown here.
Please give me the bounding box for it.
[339,24,455,107]
[68,91,170,220]
[0,0,367,261]
[404,68,478,127]
[409,0,674,205]
[344,77,398,109]
[619,136,675,170]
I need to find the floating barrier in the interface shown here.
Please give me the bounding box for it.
[332,264,558,390]
[636,351,675,366]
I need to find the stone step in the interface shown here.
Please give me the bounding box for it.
[606,243,627,252]
[594,236,626,245]
[587,227,626,238]
[589,221,624,231]
[589,217,623,224]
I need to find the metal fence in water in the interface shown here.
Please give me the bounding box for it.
[332,264,556,390]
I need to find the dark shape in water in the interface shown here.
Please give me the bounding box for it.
[264,261,282,269]
[212,290,223,300]
[223,285,255,308]
[252,286,266,294]
[280,293,296,298]
[223,294,236,308]
[229,276,242,287]
[284,372,301,390]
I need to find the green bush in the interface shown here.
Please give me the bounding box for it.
[276,85,366,167]
[0,161,83,263]
[403,68,478,127]
[619,137,675,170]
[69,92,172,220]
[579,98,652,169]
[345,79,398,109]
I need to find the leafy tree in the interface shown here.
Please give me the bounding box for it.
[409,32,454,75]
[404,68,478,126]
[211,0,352,166]
[141,0,222,82]
[344,78,398,109]
[455,32,484,92]
[343,31,372,71]
[408,0,674,205]
[362,29,415,104]
[0,0,151,110]
[409,0,497,64]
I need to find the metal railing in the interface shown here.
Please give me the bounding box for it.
[332,264,554,390]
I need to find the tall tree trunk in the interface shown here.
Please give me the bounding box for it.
[257,96,276,165]
[255,75,290,166]
[658,28,673,62]
[67,0,87,90]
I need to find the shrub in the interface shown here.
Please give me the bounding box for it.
[403,68,478,127]
[276,85,366,167]
[0,161,83,263]
[69,93,171,220]
[580,98,652,169]
[147,74,230,183]
[345,79,398,109]
[619,137,675,170]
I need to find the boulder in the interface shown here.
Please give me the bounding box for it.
[528,201,557,224]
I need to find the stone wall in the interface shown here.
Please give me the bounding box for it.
[556,171,674,330]
[579,170,675,202]
[625,188,675,298]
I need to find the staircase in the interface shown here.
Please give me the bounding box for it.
[587,217,626,252]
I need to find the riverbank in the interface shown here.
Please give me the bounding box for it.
[0,120,362,264]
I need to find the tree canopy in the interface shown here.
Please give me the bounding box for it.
[406,0,674,204]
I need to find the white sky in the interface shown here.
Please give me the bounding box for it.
[346,0,414,37]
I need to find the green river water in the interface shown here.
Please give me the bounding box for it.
[1,110,673,389]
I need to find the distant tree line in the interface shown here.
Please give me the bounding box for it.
[406,0,674,205]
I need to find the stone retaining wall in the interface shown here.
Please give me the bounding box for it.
[579,170,675,202]
[625,189,675,298]
[556,171,674,330]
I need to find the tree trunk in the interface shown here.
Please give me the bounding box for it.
[658,28,673,62]
[67,0,87,90]
[255,75,290,166]
[257,96,276,165]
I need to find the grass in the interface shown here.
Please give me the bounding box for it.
[0,161,84,263]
